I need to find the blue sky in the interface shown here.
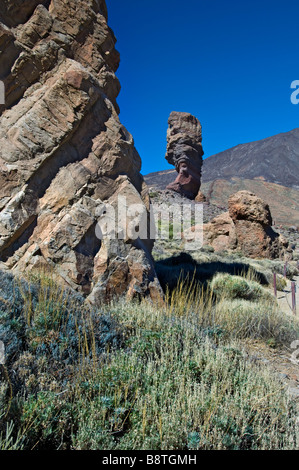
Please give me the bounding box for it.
[106,0,299,175]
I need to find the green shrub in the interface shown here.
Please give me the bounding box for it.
[210,273,273,302]
[149,191,159,198]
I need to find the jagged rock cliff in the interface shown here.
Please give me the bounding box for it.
[0,0,162,303]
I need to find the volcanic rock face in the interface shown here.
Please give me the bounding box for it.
[165,111,204,200]
[0,0,162,303]
[203,191,291,259]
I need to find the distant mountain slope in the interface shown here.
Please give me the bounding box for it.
[144,169,176,189]
[201,128,299,188]
[200,178,299,228]
[144,127,299,190]
[145,176,298,227]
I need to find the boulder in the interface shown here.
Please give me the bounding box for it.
[165,111,204,199]
[203,212,237,252]
[203,191,292,259]
[0,0,163,304]
[228,190,272,226]
[195,190,207,203]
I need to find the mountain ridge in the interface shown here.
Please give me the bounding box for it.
[201,127,299,188]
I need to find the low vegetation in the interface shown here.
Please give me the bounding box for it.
[0,266,298,450]
[210,273,273,302]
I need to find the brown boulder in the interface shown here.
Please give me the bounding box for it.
[203,191,291,259]
[195,190,207,203]
[203,212,237,252]
[228,190,272,225]
[165,111,204,199]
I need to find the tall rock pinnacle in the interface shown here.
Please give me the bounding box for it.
[0,0,162,303]
[165,111,204,200]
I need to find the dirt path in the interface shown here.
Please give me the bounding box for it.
[276,275,299,318]
[244,275,299,401]
[273,276,299,398]
[243,338,299,402]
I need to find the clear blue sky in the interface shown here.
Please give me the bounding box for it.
[106,0,299,175]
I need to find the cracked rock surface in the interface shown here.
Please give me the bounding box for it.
[0,0,162,304]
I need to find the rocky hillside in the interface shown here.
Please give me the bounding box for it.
[0,0,162,304]
[201,128,299,188]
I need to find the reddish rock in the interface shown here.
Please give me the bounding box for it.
[203,191,292,260]
[228,191,272,226]
[203,212,237,252]
[165,111,204,199]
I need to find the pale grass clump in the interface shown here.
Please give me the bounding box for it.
[207,272,299,343]
[19,267,78,328]
[214,298,299,343]
[210,272,273,302]
[0,421,24,450]
[165,273,299,345]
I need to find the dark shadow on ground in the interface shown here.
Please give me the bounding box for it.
[155,252,269,294]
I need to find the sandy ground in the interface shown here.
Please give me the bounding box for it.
[277,275,299,317]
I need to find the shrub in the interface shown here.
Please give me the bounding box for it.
[167,276,299,345]
[214,298,299,343]
[0,269,124,449]
[210,273,273,302]
[155,253,269,295]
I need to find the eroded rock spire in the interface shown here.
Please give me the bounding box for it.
[165,111,205,200]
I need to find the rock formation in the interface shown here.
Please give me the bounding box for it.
[203,191,291,259]
[0,0,162,304]
[165,111,205,200]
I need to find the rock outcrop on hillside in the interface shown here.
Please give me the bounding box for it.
[165,111,205,200]
[203,191,291,259]
[0,0,162,303]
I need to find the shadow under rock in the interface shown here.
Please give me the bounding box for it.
[155,252,269,294]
